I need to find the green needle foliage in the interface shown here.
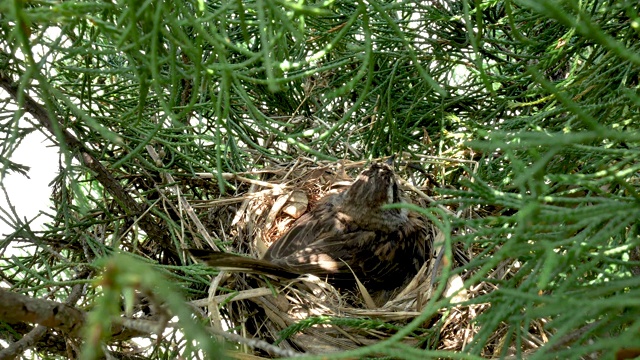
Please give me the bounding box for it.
[0,0,639,359]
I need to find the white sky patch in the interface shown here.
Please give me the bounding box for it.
[0,27,63,238]
[0,127,58,236]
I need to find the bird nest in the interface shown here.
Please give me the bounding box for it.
[187,156,513,357]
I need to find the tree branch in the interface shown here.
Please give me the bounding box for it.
[0,74,172,256]
[0,288,148,358]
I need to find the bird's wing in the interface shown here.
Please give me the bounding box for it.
[269,230,387,280]
[272,215,431,286]
[263,194,352,260]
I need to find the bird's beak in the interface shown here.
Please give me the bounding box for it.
[385,155,396,165]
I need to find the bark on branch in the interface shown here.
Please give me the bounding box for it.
[0,288,147,358]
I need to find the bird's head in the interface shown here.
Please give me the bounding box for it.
[344,161,402,208]
[340,158,409,230]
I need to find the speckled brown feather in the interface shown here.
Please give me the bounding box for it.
[190,161,433,291]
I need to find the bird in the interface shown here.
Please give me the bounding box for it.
[189,157,432,292]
